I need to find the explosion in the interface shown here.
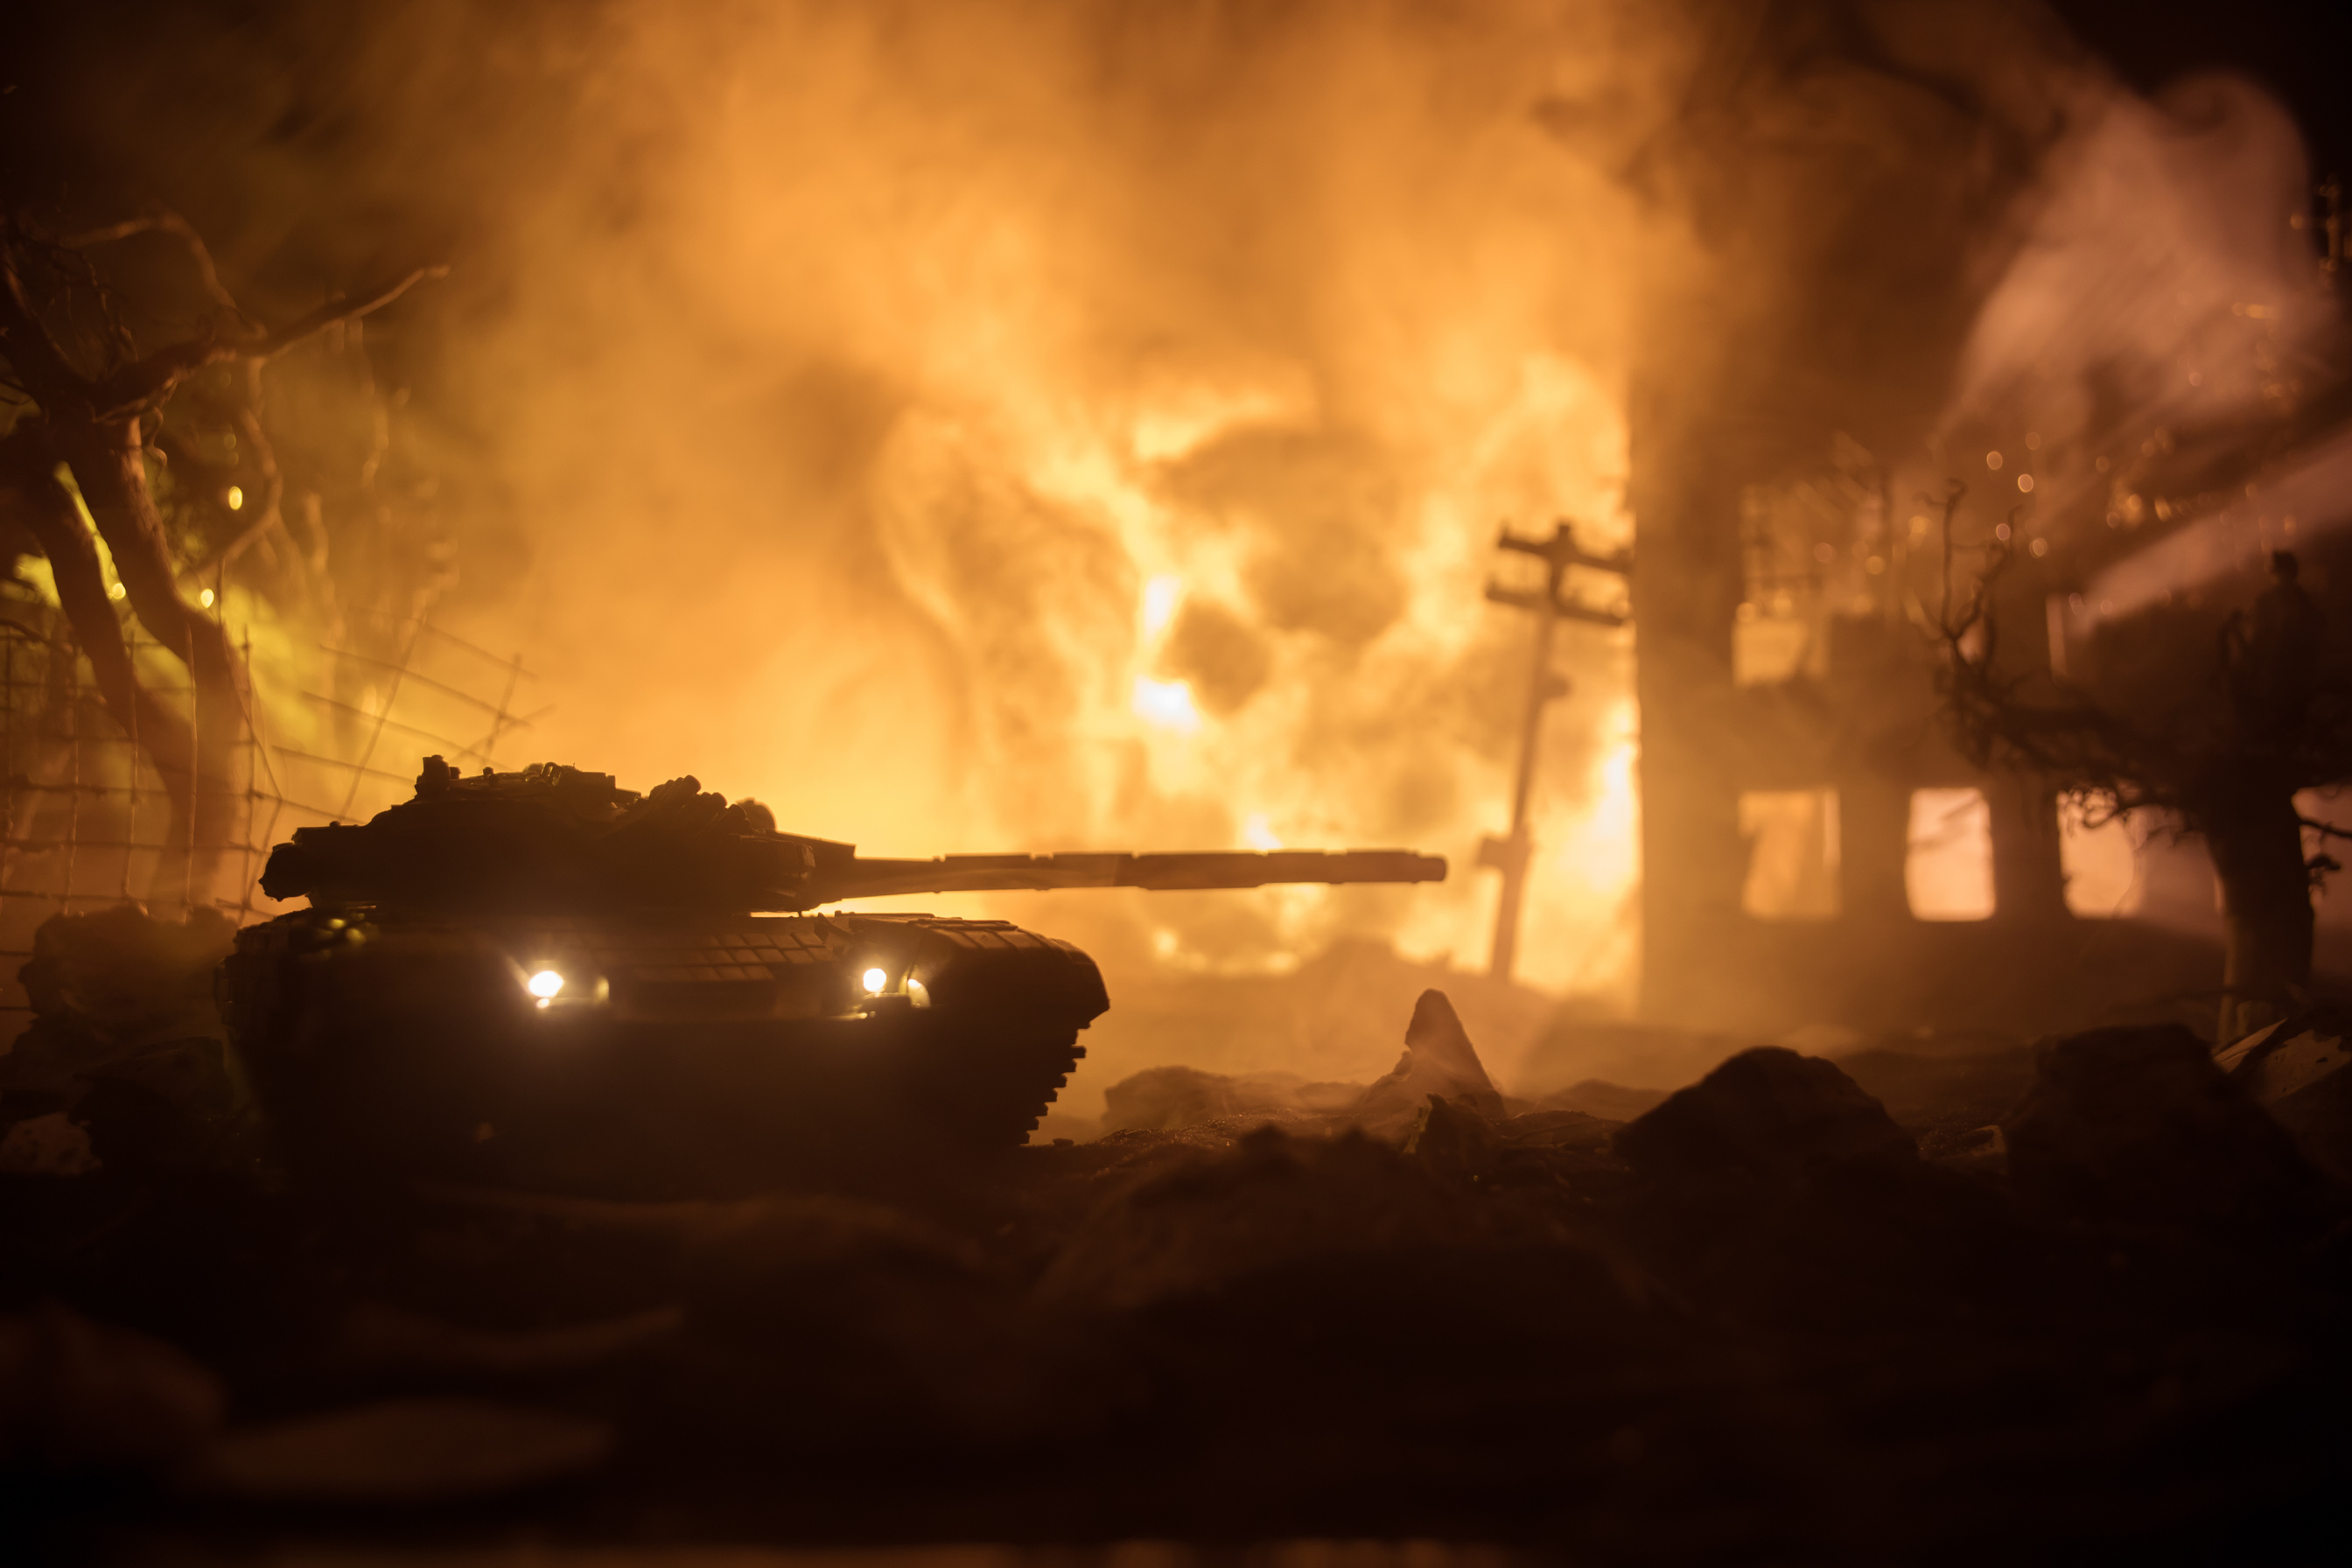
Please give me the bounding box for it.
[415,1,1664,998]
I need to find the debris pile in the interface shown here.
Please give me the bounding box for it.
[2215,1009,2352,1182]
[0,906,248,1179]
[3,972,2346,1561]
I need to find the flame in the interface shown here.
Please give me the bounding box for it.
[1139,575,1186,640]
[1130,676,1202,733]
[400,4,1662,1001]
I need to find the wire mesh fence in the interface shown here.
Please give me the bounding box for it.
[0,606,536,1031]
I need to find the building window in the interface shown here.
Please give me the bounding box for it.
[2060,798,2143,917]
[1740,788,1841,920]
[1908,788,1994,920]
[1732,440,1889,687]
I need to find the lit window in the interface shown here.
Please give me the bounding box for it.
[2060,799,2141,917]
[1740,789,1841,920]
[1734,618,1814,687]
[1907,789,1993,920]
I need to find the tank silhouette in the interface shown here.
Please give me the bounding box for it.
[222,758,1446,1194]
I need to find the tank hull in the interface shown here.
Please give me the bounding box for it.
[221,907,1107,1196]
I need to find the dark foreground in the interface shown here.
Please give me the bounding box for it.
[4,1009,2348,1566]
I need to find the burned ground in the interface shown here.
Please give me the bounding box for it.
[4,982,2348,1564]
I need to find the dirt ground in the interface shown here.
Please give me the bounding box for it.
[4,989,2347,1566]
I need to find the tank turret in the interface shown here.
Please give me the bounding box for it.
[262,755,1444,913]
[223,759,1448,1196]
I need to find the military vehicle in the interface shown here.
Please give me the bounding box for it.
[221,758,1446,1194]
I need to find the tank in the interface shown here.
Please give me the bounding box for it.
[221,757,1446,1195]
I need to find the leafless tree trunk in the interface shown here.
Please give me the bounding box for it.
[1929,482,2352,1043]
[2204,782,2316,1040]
[0,214,439,906]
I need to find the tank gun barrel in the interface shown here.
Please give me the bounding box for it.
[794,849,1446,907]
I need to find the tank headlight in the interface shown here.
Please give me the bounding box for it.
[861,967,887,994]
[527,970,565,1000]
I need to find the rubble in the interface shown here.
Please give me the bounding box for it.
[1101,1065,1365,1132]
[0,906,251,1180]
[5,990,2347,1558]
[1038,1124,1536,1310]
[1092,988,1508,1144]
[336,1301,683,1379]
[0,1110,100,1176]
[10,904,235,1068]
[1345,989,1508,1133]
[2001,1024,2329,1230]
[669,1191,1124,1452]
[2214,1011,2352,1183]
[200,1397,612,1501]
[0,1305,224,1471]
[1535,1079,1670,1121]
[1613,1046,1919,1184]
[1833,1038,2038,1153]
[1404,1092,1504,1181]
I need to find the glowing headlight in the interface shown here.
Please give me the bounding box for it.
[527,969,565,1000]
[861,967,887,994]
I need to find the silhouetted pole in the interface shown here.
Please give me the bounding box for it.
[1478,522,1631,982]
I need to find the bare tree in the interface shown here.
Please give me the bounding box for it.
[0,211,439,901]
[1930,482,2352,1041]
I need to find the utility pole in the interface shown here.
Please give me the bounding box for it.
[1478,522,1632,982]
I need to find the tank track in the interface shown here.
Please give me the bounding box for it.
[221,907,1108,1196]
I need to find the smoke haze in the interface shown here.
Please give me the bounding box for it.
[10,1,2339,1082]
[383,0,1676,990]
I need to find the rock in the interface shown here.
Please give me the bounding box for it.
[1614,1047,1918,1184]
[0,1304,225,1470]
[1346,990,1507,1134]
[2,906,249,1179]
[2215,1012,2352,1184]
[2002,1025,2325,1228]
[1100,1065,1365,1132]
[1405,1094,1502,1182]
[1535,1080,1670,1122]
[1038,1125,1521,1310]
[337,1302,683,1378]
[682,1194,986,1338]
[75,1039,257,1176]
[200,1398,612,1501]
[669,1194,1117,1452]
[9,906,234,1082]
[1837,1041,2037,1144]
[1931,1124,2009,1179]
[1497,1108,1624,1152]
[0,1111,99,1177]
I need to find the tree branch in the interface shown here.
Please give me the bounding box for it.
[254,266,448,363]
[0,422,197,808]
[63,208,260,334]
[1928,480,2188,817]
[88,264,448,420]
[0,247,94,408]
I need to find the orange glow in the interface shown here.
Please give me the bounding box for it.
[396,5,1662,999]
[1908,789,1995,921]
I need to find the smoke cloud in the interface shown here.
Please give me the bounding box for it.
[18,2,2335,1054]
[374,0,1679,990]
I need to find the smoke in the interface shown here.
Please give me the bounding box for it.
[368,0,1683,990]
[22,1,2334,1038]
[1936,64,2340,548]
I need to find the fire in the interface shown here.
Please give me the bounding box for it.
[1130,676,1202,733]
[418,4,1661,1001]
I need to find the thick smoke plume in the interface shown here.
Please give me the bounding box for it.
[19,2,2335,1046]
[411,0,1672,990]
